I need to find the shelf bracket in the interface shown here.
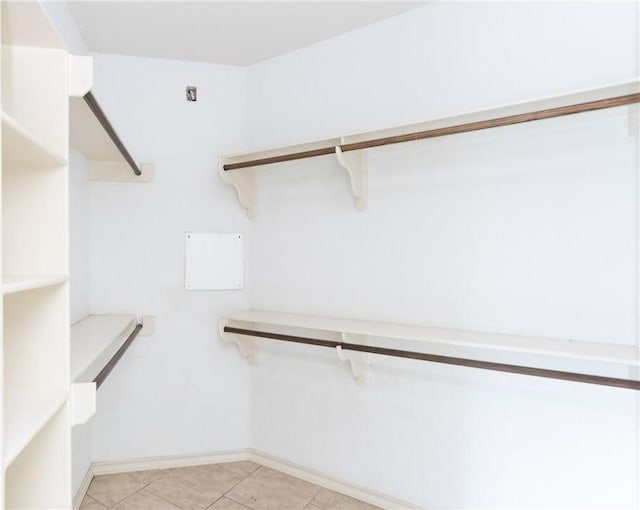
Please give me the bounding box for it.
[337,332,369,385]
[219,159,256,219]
[335,140,367,211]
[220,318,256,364]
[139,315,156,336]
[68,55,93,98]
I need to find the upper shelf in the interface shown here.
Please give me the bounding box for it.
[220,79,640,218]
[222,309,639,366]
[70,95,122,162]
[69,56,153,182]
[70,314,137,382]
[1,111,67,169]
[1,1,65,49]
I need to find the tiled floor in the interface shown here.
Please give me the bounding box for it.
[80,462,381,510]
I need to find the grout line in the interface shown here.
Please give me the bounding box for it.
[139,468,202,510]
[224,493,255,509]
[307,484,325,508]
[206,494,254,510]
[146,490,183,510]
[222,466,265,509]
[220,464,256,497]
[105,482,155,509]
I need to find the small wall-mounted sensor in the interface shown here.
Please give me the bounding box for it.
[186,86,197,102]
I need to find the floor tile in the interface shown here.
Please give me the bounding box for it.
[207,497,253,510]
[221,461,261,477]
[311,488,381,510]
[87,471,161,507]
[226,466,321,510]
[111,489,181,510]
[130,469,168,484]
[79,495,107,510]
[154,463,246,507]
[147,474,214,510]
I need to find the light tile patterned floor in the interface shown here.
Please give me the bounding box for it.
[80,462,381,510]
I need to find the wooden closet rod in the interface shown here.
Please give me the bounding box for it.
[93,323,143,389]
[83,92,143,176]
[223,92,640,171]
[223,326,640,391]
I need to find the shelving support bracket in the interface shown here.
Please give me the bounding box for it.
[219,159,256,219]
[337,332,370,385]
[335,141,367,211]
[68,55,93,98]
[219,318,256,364]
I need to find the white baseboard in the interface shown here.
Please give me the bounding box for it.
[72,467,95,510]
[90,449,252,475]
[74,448,419,510]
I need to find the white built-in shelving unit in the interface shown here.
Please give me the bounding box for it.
[1,1,75,507]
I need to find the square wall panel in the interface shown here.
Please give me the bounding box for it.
[184,232,243,290]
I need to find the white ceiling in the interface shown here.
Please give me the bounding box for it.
[66,2,423,66]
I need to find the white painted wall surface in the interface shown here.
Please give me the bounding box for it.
[87,54,252,462]
[40,0,89,56]
[246,2,640,508]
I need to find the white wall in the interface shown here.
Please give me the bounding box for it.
[40,0,89,56]
[246,2,640,508]
[86,54,252,462]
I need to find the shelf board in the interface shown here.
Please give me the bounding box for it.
[69,96,125,162]
[222,80,640,168]
[2,275,68,296]
[71,314,137,382]
[3,390,68,467]
[1,1,65,49]
[224,310,639,366]
[1,111,67,169]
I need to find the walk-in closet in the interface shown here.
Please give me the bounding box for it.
[1,1,639,509]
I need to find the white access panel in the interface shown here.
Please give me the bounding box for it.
[184,232,244,290]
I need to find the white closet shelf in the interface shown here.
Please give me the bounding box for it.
[70,95,121,163]
[2,275,68,295]
[71,314,137,382]
[70,86,154,182]
[220,79,640,218]
[1,112,67,169]
[3,390,68,467]
[221,310,639,366]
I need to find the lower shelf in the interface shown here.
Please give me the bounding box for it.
[220,310,640,389]
[5,402,72,510]
[2,274,68,295]
[71,314,137,382]
[3,390,68,466]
